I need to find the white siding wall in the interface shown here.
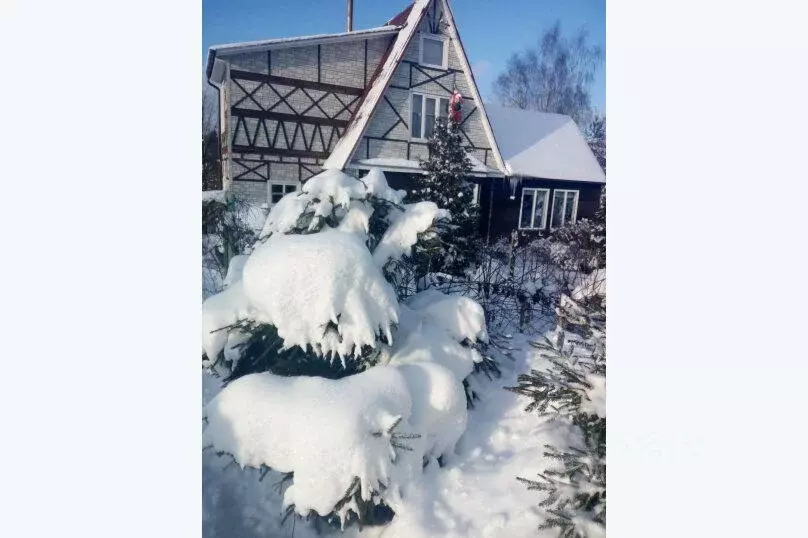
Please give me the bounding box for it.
[356,1,493,164]
[218,36,391,204]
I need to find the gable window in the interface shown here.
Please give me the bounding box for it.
[550,189,579,228]
[420,35,447,69]
[411,93,449,139]
[268,181,298,205]
[518,188,550,230]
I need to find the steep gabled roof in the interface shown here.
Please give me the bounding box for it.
[209,26,400,55]
[485,104,605,183]
[206,26,400,80]
[324,0,507,175]
[386,3,414,26]
[323,0,432,170]
[439,0,507,174]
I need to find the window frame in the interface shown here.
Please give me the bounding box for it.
[267,181,299,206]
[471,183,481,206]
[549,189,580,229]
[410,91,450,140]
[518,187,551,230]
[419,34,448,69]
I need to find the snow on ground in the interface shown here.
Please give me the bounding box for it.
[369,331,582,538]
[203,190,226,202]
[203,327,582,538]
[204,366,416,523]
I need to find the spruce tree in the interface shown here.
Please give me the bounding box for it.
[585,115,606,173]
[508,293,606,537]
[202,169,448,530]
[203,175,410,383]
[412,116,481,278]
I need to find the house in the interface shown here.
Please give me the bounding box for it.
[205,0,605,241]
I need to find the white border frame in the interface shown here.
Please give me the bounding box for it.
[549,189,580,229]
[518,187,550,230]
[419,33,448,69]
[409,91,450,140]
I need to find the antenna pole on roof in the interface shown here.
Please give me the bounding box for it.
[347,0,353,32]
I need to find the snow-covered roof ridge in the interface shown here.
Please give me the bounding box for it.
[206,25,401,80]
[485,103,606,183]
[440,0,507,174]
[209,25,400,55]
[325,0,508,176]
[323,0,432,171]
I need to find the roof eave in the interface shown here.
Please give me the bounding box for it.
[440,0,508,175]
[323,0,432,170]
[350,161,503,178]
[507,169,606,184]
[208,26,401,58]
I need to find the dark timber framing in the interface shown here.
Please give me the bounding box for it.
[230,70,364,95]
[221,2,500,188]
[360,60,492,166]
[232,108,349,128]
[229,69,360,159]
[231,156,326,183]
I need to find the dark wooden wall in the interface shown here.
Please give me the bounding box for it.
[356,171,603,243]
[478,177,604,242]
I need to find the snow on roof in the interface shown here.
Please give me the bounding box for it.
[485,104,605,183]
[206,25,400,80]
[440,0,507,174]
[209,25,400,55]
[352,154,500,176]
[323,0,432,171]
[386,3,414,26]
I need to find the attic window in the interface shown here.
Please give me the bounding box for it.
[420,35,447,69]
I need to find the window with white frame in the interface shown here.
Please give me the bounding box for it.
[420,34,447,69]
[550,189,579,228]
[411,93,449,139]
[268,181,298,205]
[518,188,550,230]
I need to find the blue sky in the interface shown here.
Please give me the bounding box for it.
[203,0,605,113]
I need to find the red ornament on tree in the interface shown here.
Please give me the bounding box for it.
[448,89,463,123]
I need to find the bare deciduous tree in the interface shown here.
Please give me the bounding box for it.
[203,86,222,191]
[585,114,606,172]
[494,21,603,127]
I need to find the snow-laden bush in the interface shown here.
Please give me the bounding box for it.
[202,168,490,529]
[412,194,606,335]
[202,193,264,300]
[202,169,450,374]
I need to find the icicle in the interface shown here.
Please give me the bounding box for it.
[508,176,521,199]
